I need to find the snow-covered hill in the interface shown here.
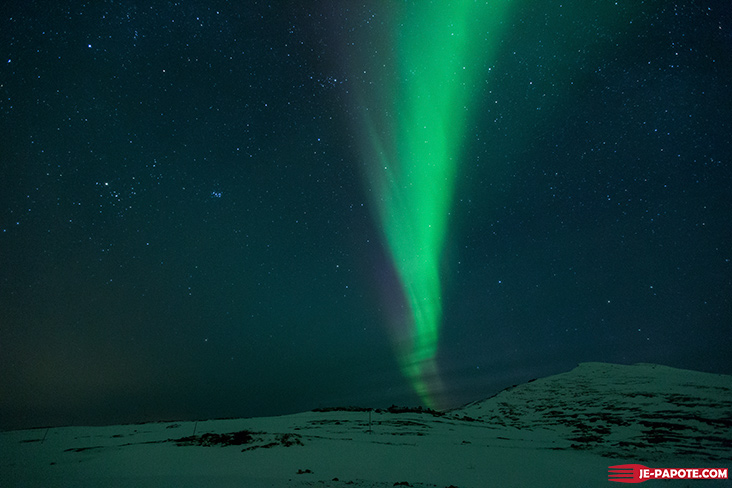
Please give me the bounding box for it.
[454,362,732,463]
[2,362,730,487]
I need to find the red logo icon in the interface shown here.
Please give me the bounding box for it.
[609,464,648,483]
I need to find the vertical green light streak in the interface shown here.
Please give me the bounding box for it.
[359,1,513,407]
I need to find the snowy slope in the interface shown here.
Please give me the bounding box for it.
[454,362,732,462]
[2,362,730,488]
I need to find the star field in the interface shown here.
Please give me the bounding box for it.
[1,1,730,431]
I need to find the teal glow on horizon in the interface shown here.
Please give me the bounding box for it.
[355,1,515,407]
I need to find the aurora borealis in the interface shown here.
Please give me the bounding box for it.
[353,1,514,407]
[1,1,731,431]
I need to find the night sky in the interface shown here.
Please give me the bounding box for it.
[1,1,730,431]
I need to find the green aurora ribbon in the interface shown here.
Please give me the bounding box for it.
[354,1,515,407]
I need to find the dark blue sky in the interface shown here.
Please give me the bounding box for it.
[1,0,730,431]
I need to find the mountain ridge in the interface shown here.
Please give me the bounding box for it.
[453,362,732,461]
